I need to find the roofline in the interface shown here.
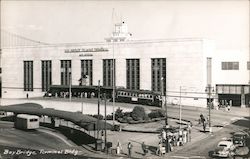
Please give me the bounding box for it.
[1,37,208,50]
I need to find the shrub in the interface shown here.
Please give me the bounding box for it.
[148,109,165,119]
[92,114,104,120]
[131,106,146,121]
[115,107,124,119]
[118,118,127,123]
[123,112,131,117]
[105,114,113,120]
[126,116,133,122]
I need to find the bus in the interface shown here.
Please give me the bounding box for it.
[15,114,39,130]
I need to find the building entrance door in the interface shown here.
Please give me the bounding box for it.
[218,94,241,107]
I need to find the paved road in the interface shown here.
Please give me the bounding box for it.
[0,122,76,150]
[167,118,250,159]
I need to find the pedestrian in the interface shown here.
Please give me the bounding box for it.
[188,123,192,142]
[200,113,206,132]
[117,140,122,155]
[26,93,29,99]
[127,142,133,158]
[162,129,167,141]
[156,142,163,156]
[141,142,147,156]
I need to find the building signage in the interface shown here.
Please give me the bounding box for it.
[79,53,93,57]
[65,47,108,53]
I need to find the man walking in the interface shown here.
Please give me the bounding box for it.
[141,142,147,156]
[127,142,133,158]
[200,114,206,132]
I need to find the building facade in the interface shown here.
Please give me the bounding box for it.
[1,23,249,108]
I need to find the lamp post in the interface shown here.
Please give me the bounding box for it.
[112,39,115,126]
[161,77,168,126]
[104,93,107,153]
[69,68,72,102]
[179,86,182,130]
[97,80,100,139]
[205,85,214,133]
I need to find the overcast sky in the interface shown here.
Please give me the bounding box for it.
[1,0,249,50]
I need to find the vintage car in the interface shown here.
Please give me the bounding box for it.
[233,132,248,147]
[213,140,235,158]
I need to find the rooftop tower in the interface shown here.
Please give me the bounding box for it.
[105,21,132,42]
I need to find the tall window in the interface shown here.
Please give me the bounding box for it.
[126,59,140,90]
[247,61,250,70]
[41,60,52,92]
[24,61,33,91]
[60,60,71,85]
[151,58,166,93]
[103,59,115,87]
[221,62,239,70]
[81,60,93,85]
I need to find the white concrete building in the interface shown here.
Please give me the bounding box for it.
[1,22,249,108]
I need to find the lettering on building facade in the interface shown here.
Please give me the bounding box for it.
[65,47,108,53]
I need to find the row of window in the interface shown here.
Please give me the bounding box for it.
[221,61,250,70]
[23,58,167,92]
[117,91,154,99]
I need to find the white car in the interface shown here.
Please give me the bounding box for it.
[213,140,235,158]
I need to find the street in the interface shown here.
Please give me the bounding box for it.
[0,98,249,159]
[168,118,250,159]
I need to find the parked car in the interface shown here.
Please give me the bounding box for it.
[213,140,235,158]
[233,132,248,147]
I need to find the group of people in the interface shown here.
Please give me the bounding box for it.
[115,141,147,158]
[113,124,192,158]
[156,125,192,156]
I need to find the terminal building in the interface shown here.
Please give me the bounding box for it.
[0,22,249,108]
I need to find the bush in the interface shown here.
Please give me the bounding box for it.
[118,118,127,123]
[123,112,131,117]
[148,109,165,119]
[126,116,133,122]
[115,107,124,119]
[105,114,113,120]
[131,106,146,121]
[92,114,104,120]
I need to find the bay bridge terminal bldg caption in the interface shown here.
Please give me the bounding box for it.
[0,22,249,108]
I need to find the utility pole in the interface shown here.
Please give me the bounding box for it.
[104,93,107,153]
[179,86,182,130]
[208,85,211,130]
[206,57,213,133]
[97,80,100,139]
[161,77,168,126]
[112,41,115,126]
[69,69,72,102]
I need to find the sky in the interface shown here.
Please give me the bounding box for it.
[1,0,249,50]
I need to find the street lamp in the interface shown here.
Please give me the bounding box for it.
[179,86,182,130]
[112,39,115,126]
[205,85,214,133]
[69,68,72,102]
[161,77,168,126]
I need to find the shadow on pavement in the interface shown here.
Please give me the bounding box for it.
[41,123,96,145]
[147,145,157,155]
[231,117,250,128]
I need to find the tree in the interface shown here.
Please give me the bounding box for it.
[131,106,146,121]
